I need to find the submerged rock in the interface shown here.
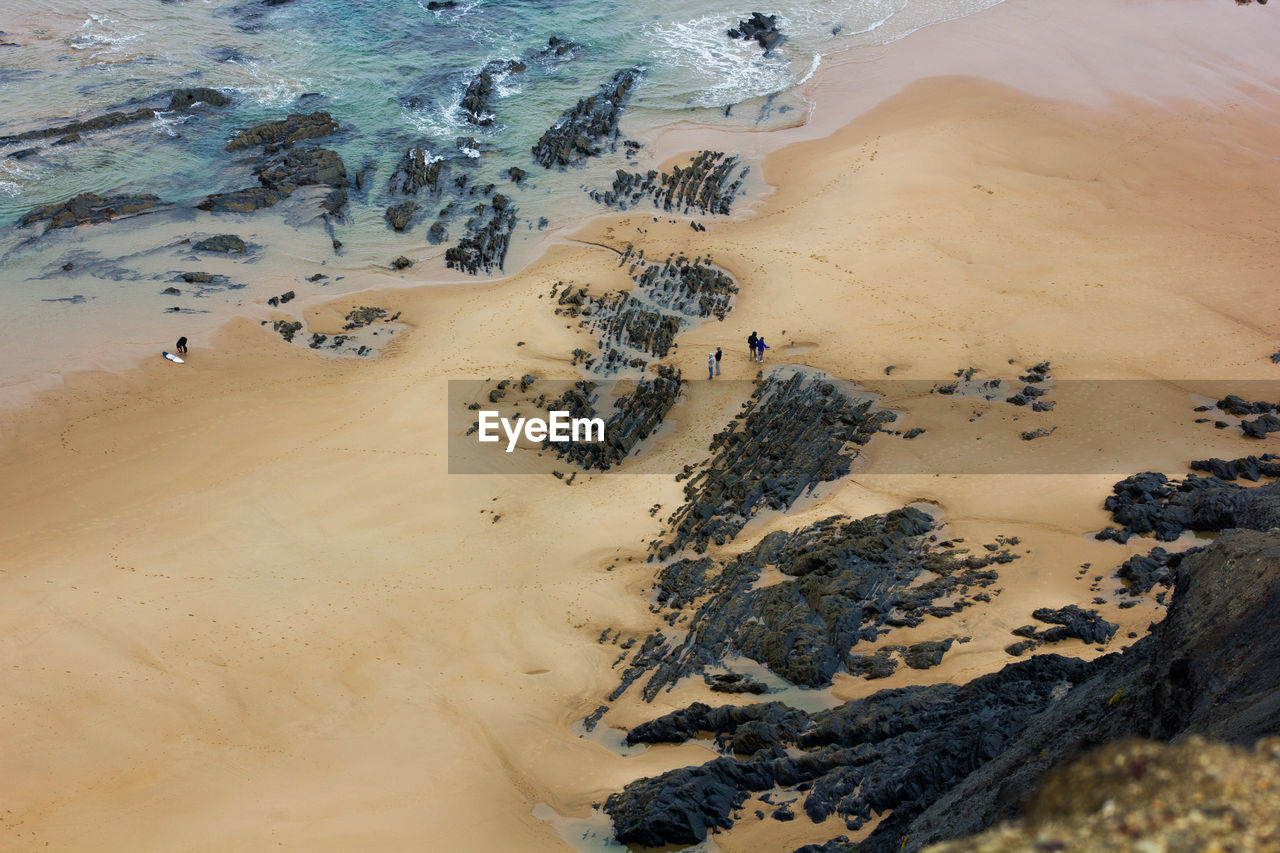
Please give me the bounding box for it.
[384,200,416,231]
[225,110,338,150]
[18,192,160,231]
[192,234,248,254]
[531,69,642,168]
[0,87,230,146]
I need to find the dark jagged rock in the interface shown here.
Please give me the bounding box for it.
[899,529,1280,851]
[553,255,738,373]
[705,673,769,694]
[192,234,247,254]
[1190,453,1280,481]
[254,146,346,188]
[385,200,416,231]
[531,68,642,169]
[622,508,1012,700]
[655,557,712,610]
[389,147,443,196]
[1216,394,1274,416]
[427,221,447,243]
[200,144,347,215]
[1097,464,1280,542]
[588,151,747,216]
[604,654,1098,848]
[166,87,231,111]
[391,255,413,270]
[792,839,856,853]
[444,195,517,274]
[225,111,337,151]
[548,365,684,471]
[1241,413,1280,438]
[425,0,455,9]
[656,370,896,557]
[533,35,579,60]
[342,306,387,330]
[460,59,526,126]
[727,12,784,55]
[1029,605,1117,645]
[847,649,898,679]
[588,293,681,358]
[18,192,160,231]
[272,319,302,342]
[179,271,214,283]
[0,87,229,146]
[507,166,526,184]
[195,186,290,214]
[629,254,738,320]
[904,639,955,670]
[1115,546,1200,596]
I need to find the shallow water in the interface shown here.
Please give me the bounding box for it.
[0,0,1004,405]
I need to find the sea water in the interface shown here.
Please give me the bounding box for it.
[0,0,1003,405]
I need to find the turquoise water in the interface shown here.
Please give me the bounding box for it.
[0,0,1002,403]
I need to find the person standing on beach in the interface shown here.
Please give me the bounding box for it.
[747,331,757,359]
[708,352,715,379]
[714,347,722,375]
[756,336,768,362]
[175,336,188,355]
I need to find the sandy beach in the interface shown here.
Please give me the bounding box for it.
[3,0,1280,850]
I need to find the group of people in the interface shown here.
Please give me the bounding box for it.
[706,331,770,378]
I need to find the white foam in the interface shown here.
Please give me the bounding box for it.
[644,15,798,108]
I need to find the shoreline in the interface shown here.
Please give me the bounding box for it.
[2,0,1280,850]
[7,0,1278,416]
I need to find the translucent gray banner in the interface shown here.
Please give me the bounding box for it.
[447,377,1280,475]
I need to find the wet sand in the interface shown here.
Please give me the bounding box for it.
[2,0,1280,850]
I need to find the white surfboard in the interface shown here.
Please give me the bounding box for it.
[163,351,184,364]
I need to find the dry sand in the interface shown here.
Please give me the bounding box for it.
[3,0,1280,850]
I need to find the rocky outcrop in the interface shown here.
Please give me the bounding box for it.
[531,69,642,168]
[460,59,526,126]
[656,369,896,557]
[604,654,1097,848]
[727,12,784,55]
[898,528,1280,851]
[18,192,160,231]
[192,234,248,254]
[1095,463,1280,543]
[201,114,347,215]
[225,110,338,151]
[550,254,738,373]
[628,252,738,320]
[444,195,517,274]
[384,200,416,231]
[604,529,1280,852]
[588,293,682,358]
[1005,606,1117,656]
[589,151,747,215]
[547,365,684,471]
[388,147,443,196]
[614,507,1012,702]
[0,87,229,146]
